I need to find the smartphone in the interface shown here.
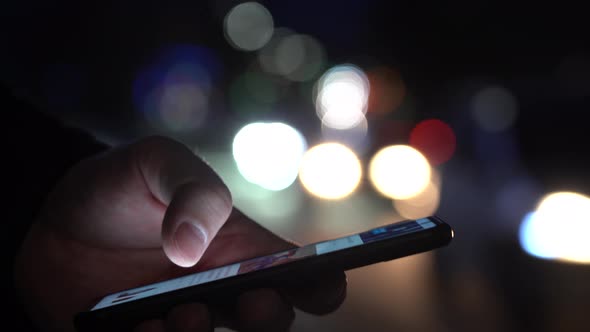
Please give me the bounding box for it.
[74,215,453,331]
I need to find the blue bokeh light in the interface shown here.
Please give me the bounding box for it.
[132,44,222,132]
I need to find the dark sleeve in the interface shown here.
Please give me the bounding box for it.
[2,86,109,330]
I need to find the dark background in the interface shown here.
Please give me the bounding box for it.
[2,1,590,331]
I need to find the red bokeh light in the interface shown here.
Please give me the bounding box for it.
[409,119,456,165]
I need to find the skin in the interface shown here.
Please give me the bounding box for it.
[13,136,346,332]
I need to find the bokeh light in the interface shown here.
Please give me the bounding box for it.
[315,64,370,129]
[299,143,362,199]
[471,86,518,132]
[232,122,307,191]
[258,29,326,82]
[369,145,431,200]
[157,83,208,131]
[258,27,294,74]
[274,34,326,82]
[367,66,406,116]
[393,169,441,219]
[133,45,220,132]
[224,2,274,51]
[409,119,457,165]
[519,191,590,264]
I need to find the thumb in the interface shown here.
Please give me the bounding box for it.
[135,136,233,267]
[161,181,232,267]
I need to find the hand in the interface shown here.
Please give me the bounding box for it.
[14,136,346,332]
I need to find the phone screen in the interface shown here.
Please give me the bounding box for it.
[91,217,438,311]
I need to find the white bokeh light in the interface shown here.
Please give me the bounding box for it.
[224,2,274,51]
[519,191,590,264]
[233,122,307,191]
[315,65,370,129]
[298,143,362,199]
[369,145,431,200]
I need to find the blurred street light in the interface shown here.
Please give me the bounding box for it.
[224,2,274,51]
[299,143,362,199]
[369,145,431,200]
[315,64,369,129]
[232,122,306,191]
[519,191,590,264]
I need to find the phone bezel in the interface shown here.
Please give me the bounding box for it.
[74,216,453,332]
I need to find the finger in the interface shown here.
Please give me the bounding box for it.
[134,319,165,332]
[236,288,295,332]
[197,209,297,269]
[282,271,348,315]
[165,302,211,332]
[134,136,233,267]
[161,181,233,267]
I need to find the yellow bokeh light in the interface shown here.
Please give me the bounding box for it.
[298,143,362,199]
[394,169,441,219]
[519,191,590,264]
[369,145,431,200]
